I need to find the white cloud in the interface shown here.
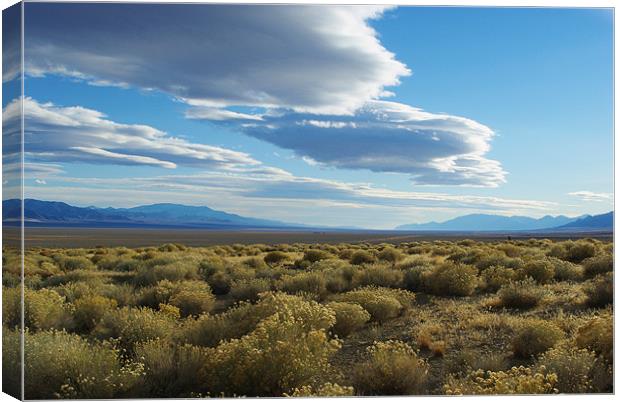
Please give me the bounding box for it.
[568,191,613,202]
[3,97,258,169]
[35,179,47,185]
[232,100,506,187]
[25,4,409,115]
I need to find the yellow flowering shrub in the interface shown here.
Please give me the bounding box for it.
[326,301,370,338]
[444,366,558,395]
[353,340,428,395]
[288,382,355,396]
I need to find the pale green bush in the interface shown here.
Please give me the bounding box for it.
[353,341,428,395]
[425,262,478,297]
[73,295,118,332]
[512,320,564,357]
[326,301,370,338]
[333,287,413,323]
[279,272,327,299]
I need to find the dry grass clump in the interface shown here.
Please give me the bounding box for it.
[512,319,564,357]
[352,341,428,395]
[326,301,370,338]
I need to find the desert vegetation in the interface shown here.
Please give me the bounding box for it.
[2,238,613,397]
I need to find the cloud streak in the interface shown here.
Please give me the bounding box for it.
[3,97,258,169]
[568,191,613,202]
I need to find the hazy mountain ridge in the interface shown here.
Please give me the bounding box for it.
[396,212,612,232]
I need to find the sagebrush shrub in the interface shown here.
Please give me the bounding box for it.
[229,278,271,302]
[200,304,340,396]
[3,329,142,399]
[575,316,613,363]
[550,258,583,282]
[536,344,599,393]
[582,254,613,278]
[377,247,404,264]
[584,273,613,308]
[263,251,290,266]
[3,288,71,331]
[333,287,413,322]
[326,301,370,338]
[520,259,555,284]
[481,265,515,292]
[279,272,327,299]
[303,249,333,263]
[353,341,428,395]
[425,262,478,297]
[73,295,118,332]
[350,250,376,265]
[512,320,564,357]
[497,278,543,309]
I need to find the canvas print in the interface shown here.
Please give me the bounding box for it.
[1,2,614,399]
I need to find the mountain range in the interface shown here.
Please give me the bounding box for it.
[1,199,613,232]
[3,199,300,229]
[396,212,613,232]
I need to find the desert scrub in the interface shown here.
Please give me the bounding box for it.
[352,341,428,395]
[134,260,200,286]
[94,306,177,353]
[287,383,354,396]
[444,366,558,395]
[512,319,564,357]
[584,273,613,308]
[582,254,613,278]
[349,250,376,265]
[424,262,478,297]
[550,258,583,282]
[3,287,71,331]
[575,315,613,362]
[140,280,215,317]
[481,265,515,292]
[134,339,212,397]
[201,307,340,396]
[263,251,290,267]
[497,278,544,309]
[229,278,271,302]
[332,287,414,323]
[73,295,118,332]
[54,255,96,271]
[3,329,143,399]
[353,264,404,288]
[302,249,333,263]
[279,271,327,299]
[326,301,370,338]
[536,344,599,393]
[377,247,404,264]
[520,259,555,284]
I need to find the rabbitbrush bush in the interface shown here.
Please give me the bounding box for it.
[536,344,599,393]
[3,329,143,399]
[512,320,564,357]
[352,340,428,395]
[520,259,555,284]
[582,254,613,278]
[584,273,613,308]
[288,383,354,396]
[199,299,339,396]
[353,264,404,288]
[575,315,613,362]
[279,271,328,299]
[497,278,543,309]
[3,287,71,331]
[326,301,371,338]
[443,366,558,395]
[73,295,118,332]
[424,261,478,297]
[332,287,414,322]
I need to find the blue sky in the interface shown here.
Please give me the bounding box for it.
[3,4,614,229]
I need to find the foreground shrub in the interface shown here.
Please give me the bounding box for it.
[512,320,564,357]
[550,258,583,282]
[73,295,118,332]
[134,339,211,397]
[536,344,599,393]
[4,329,142,399]
[3,288,70,331]
[333,287,414,322]
[288,383,354,396]
[521,260,555,284]
[326,302,370,338]
[497,278,543,309]
[575,316,613,362]
[424,262,478,297]
[168,281,215,317]
[352,341,428,395]
[201,307,340,396]
[94,307,177,353]
[444,366,558,395]
[584,273,613,308]
[582,254,613,278]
